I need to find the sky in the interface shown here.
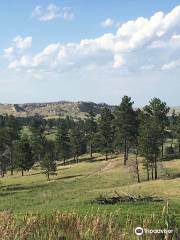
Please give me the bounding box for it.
[0,0,180,106]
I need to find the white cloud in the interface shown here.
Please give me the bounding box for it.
[3,36,32,61]
[101,18,114,28]
[32,3,74,21]
[140,65,154,71]
[171,34,180,40]
[148,40,167,48]
[161,59,180,70]
[4,5,180,73]
[4,47,14,60]
[13,35,32,49]
[113,55,125,68]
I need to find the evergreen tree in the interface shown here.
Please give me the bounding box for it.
[170,109,177,148]
[139,115,161,180]
[143,98,169,158]
[176,114,180,154]
[4,115,21,175]
[30,115,46,162]
[85,111,97,158]
[98,107,114,160]
[40,140,56,181]
[114,96,137,165]
[0,128,10,177]
[56,120,70,165]
[15,134,34,176]
[69,127,82,163]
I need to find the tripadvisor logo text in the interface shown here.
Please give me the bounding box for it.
[135,227,173,236]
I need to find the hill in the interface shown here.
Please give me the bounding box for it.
[0,101,179,118]
[0,101,114,118]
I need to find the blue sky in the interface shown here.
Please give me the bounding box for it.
[0,0,180,106]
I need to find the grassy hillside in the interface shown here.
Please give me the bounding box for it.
[0,154,179,238]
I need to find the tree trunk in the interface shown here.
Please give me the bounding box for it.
[126,145,129,161]
[179,140,180,154]
[10,150,14,175]
[146,162,150,181]
[105,151,108,161]
[171,135,174,148]
[124,139,127,165]
[161,140,164,159]
[47,173,50,181]
[151,164,154,180]
[21,169,24,176]
[135,149,140,183]
[90,143,93,158]
[154,157,158,180]
[1,167,4,178]
[63,157,65,165]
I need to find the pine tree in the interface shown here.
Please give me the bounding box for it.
[40,140,57,181]
[176,114,180,154]
[170,109,177,149]
[139,114,161,180]
[114,96,137,165]
[4,115,21,175]
[30,115,47,162]
[14,134,34,176]
[56,121,70,165]
[85,111,97,158]
[98,107,114,160]
[0,128,10,177]
[69,127,82,163]
[143,98,170,159]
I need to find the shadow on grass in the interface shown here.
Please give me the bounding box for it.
[28,172,42,176]
[55,174,83,181]
[161,172,180,180]
[0,183,47,192]
[170,172,180,179]
[64,156,107,165]
[0,191,17,197]
[0,183,21,190]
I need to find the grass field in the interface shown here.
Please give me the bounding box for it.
[0,154,179,239]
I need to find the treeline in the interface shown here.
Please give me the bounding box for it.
[0,96,180,181]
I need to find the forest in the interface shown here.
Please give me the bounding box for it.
[0,96,179,181]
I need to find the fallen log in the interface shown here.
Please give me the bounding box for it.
[91,192,163,205]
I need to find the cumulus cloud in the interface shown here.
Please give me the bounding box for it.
[4,47,14,60]
[161,59,180,70]
[32,3,74,21]
[101,18,114,27]
[140,65,154,71]
[3,35,32,61]
[4,5,180,72]
[13,35,32,49]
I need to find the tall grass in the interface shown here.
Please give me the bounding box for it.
[0,202,179,240]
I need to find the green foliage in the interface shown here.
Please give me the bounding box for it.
[30,115,47,162]
[85,111,97,157]
[138,98,170,179]
[40,140,57,180]
[176,114,180,153]
[14,134,34,176]
[69,127,83,162]
[56,120,71,164]
[97,107,114,160]
[114,96,138,164]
